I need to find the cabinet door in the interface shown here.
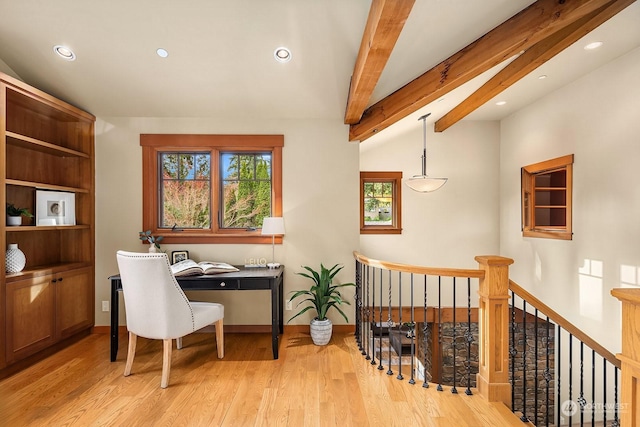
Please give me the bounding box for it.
[6,274,56,363]
[56,267,94,339]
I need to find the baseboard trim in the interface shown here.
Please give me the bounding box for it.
[93,324,356,334]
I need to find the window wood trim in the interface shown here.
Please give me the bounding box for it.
[141,134,283,244]
[521,154,573,240]
[360,171,402,235]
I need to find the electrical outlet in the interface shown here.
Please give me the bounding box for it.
[102,301,109,312]
[286,300,293,310]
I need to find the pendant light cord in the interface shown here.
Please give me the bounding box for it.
[418,113,431,176]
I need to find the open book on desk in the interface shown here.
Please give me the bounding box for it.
[170,259,239,277]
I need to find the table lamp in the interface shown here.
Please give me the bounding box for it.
[261,217,285,268]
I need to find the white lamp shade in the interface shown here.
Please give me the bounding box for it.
[406,176,448,192]
[261,217,285,235]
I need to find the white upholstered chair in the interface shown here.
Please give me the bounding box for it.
[116,250,224,388]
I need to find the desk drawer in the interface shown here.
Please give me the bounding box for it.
[210,279,239,289]
[238,279,271,290]
[179,278,240,290]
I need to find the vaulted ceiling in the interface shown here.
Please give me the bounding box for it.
[0,0,638,143]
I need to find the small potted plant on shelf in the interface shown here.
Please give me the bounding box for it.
[139,230,164,252]
[288,263,355,345]
[6,203,33,226]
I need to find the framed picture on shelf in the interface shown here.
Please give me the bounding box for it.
[171,250,189,264]
[36,190,76,226]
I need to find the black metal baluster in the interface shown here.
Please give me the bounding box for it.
[465,277,472,396]
[378,269,384,370]
[437,276,443,392]
[592,349,596,427]
[422,275,429,389]
[521,301,529,422]
[355,261,361,350]
[451,277,458,394]
[510,292,517,412]
[545,316,551,426]
[614,366,619,427]
[580,341,584,425]
[396,271,403,380]
[556,326,561,427]
[363,265,369,358]
[387,270,393,375]
[603,358,607,426]
[534,308,539,426]
[370,266,377,365]
[568,333,573,425]
[409,273,416,385]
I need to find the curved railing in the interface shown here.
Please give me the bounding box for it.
[353,251,621,426]
[353,251,484,393]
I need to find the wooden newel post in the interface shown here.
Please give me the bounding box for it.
[611,288,640,426]
[475,255,514,407]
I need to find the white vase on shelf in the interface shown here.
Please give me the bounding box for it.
[148,245,157,253]
[6,215,22,226]
[6,243,26,273]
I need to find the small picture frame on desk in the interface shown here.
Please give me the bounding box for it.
[36,190,76,226]
[171,250,189,264]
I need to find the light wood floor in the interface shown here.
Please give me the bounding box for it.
[0,331,525,426]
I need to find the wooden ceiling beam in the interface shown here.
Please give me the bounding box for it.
[435,0,635,132]
[350,0,616,142]
[344,0,415,125]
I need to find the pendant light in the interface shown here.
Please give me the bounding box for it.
[406,113,447,192]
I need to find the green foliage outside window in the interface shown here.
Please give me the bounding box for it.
[222,153,271,228]
[363,181,393,225]
[160,152,272,230]
[161,153,211,228]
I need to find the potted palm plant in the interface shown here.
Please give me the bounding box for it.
[288,263,355,345]
[6,203,33,226]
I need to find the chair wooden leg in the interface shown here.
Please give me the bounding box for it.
[161,339,172,388]
[215,319,224,358]
[124,332,137,377]
[176,336,183,349]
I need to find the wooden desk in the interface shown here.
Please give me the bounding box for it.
[109,266,284,360]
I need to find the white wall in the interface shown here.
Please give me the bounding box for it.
[359,120,501,268]
[94,117,360,327]
[500,47,640,352]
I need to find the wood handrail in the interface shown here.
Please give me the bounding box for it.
[353,251,485,279]
[509,279,620,369]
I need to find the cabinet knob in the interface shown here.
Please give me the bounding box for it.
[220,282,226,287]
[52,279,57,283]
[58,277,63,282]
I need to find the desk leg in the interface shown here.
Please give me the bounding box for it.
[279,276,284,334]
[271,278,280,359]
[110,279,120,362]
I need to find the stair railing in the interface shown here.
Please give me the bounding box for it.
[509,280,621,426]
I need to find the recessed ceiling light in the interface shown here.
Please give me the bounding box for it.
[156,48,169,58]
[496,101,507,106]
[274,47,291,63]
[538,75,548,80]
[584,41,603,50]
[53,45,76,61]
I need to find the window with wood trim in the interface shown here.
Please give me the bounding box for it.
[360,171,402,234]
[141,134,283,244]
[521,154,573,240]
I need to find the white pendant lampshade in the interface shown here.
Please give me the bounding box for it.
[261,217,285,268]
[406,113,447,193]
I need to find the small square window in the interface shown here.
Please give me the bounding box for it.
[360,171,402,234]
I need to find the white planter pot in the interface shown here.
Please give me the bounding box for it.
[310,317,332,345]
[7,215,22,226]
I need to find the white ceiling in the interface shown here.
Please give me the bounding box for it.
[0,0,638,140]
